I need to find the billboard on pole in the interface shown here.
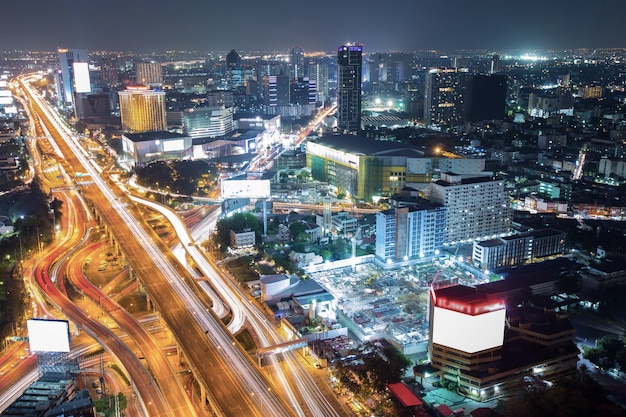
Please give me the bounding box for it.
[221,179,270,199]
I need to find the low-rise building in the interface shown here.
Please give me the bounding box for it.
[580,255,626,294]
[473,229,566,270]
[121,131,192,166]
[230,228,255,248]
[331,211,358,236]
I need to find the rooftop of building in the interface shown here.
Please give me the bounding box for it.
[381,198,444,215]
[123,131,189,142]
[310,134,425,158]
[476,238,504,247]
[234,112,279,121]
[507,305,574,336]
[294,291,335,305]
[588,255,626,274]
[192,129,260,145]
[465,338,579,380]
[433,173,494,187]
[528,228,567,239]
[489,257,578,281]
[432,285,505,316]
[260,274,292,284]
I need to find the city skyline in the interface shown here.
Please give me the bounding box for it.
[1,0,625,53]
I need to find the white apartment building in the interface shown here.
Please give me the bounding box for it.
[375,200,446,264]
[429,172,511,245]
[230,229,256,248]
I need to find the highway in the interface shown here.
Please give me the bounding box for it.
[132,196,346,417]
[65,240,198,417]
[20,76,296,416]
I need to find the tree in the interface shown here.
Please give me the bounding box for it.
[289,222,306,242]
[583,336,625,371]
[214,212,262,250]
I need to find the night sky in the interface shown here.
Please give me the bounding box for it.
[2,0,625,53]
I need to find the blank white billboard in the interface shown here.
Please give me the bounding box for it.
[222,179,270,199]
[432,306,505,353]
[163,139,185,152]
[27,318,71,353]
[73,62,91,93]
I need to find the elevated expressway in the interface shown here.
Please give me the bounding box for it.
[18,86,194,416]
[19,76,294,417]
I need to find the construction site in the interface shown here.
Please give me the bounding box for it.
[310,259,475,355]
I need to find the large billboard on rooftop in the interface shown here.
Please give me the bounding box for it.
[431,306,505,353]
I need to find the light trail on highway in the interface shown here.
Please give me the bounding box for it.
[132,197,345,417]
[20,74,296,417]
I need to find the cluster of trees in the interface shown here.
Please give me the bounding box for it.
[0,180,61,341]
[335,341,412,400]
[488,372,626,417]
[0,139,28,192]
[135,160,216,196]
[213,212,262,252]
[583,335,626,372]
[93,392,127,417]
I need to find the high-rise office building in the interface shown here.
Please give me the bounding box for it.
[118,85,167,133]
[307,62,329,103]
[490,54,501,74]
[424,68,468,127]
[465,74,507,122]
[429,172,511,245]
[263,75,290,107]
[56,48,90,107]
[75,93,111,120]
[135,62,163,86]
[367,52,412,84]
[289,47,305,79]
[225,49,242,70]
[100,56,119,85]
[337,44,363,133]
[290,77,316,105]
[206,90,235,108]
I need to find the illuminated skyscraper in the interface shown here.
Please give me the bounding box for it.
[424,68,468,127]
[289,47,305,79]
[263,75,290,107]
[337,44,363,133]
[56,48,90,108]
[135,62,163,87]
[118,85,167,133]
[307,62,329,103]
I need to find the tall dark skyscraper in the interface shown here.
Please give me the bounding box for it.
[424,68,468,127]
[466,74,508,122]
[337,44,362,133]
